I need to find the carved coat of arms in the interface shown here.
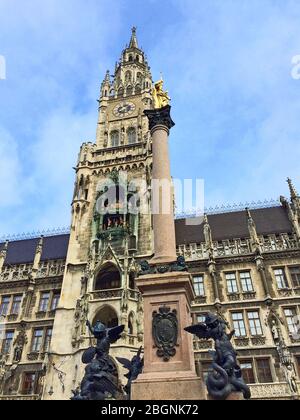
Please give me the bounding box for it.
[152,305,178,362]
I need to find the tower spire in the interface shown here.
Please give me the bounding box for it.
[129,26,138,49]
[287,178,299,200]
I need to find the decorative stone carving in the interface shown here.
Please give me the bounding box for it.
[13,322,28,363]
[152,305,178,362]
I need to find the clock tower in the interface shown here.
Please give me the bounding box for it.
[44,28,154,399]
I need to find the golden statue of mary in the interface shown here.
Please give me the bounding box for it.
[152,78,171,109]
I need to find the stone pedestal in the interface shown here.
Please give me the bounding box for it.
[208,393,245,401]
[131,272,206,401]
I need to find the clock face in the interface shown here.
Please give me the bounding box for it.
[113,102,136,117]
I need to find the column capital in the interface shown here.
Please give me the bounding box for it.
[144,105,175,132]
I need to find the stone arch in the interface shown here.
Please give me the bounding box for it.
[94,263,121,291]
[92,304,119,329]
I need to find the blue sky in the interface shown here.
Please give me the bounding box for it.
[0,0,300,236]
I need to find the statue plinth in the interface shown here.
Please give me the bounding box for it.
[131,272,206,400]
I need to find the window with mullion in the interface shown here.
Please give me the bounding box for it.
[32,329,44,353]
[11,295,22,315]
[193,276,205,297]
[284,308,298,335]
[247,311,263,336]
[240,360,256,384]
[289,266,300,288]
[44,328,52,352]
[51,293,60,311]
[232,312,246,337]
[2,331,14,354]
[274,268,288,290]
[39,292,50,313]
[226,273,238,294]
[256,359,273,383]
[240,271,254,293]
[0,296,10,317]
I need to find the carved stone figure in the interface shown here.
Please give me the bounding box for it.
[116,347,144,399]
[71,320,125,400]
[13,323,28,363]
[80,295,89,336]
[185,313,251,400]
[72,300,81,347]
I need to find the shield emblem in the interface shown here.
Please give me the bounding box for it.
[152,305,178,362]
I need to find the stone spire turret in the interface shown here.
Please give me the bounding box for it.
[287,178,299,201]
[246,208,261,252]
[0,240,9,273]
[129,26,138,49]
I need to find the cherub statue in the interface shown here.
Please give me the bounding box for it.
[71,320,125,401]
[152,79,171,109]
[185,313,251,400]
[116,347,144,399]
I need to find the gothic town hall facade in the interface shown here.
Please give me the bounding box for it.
[0,29,300,400]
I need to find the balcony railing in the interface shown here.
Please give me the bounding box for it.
[0,395,40,401]
[249,382,300,400]
[178,233,299,262]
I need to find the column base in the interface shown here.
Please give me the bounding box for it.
[131,372,206,401]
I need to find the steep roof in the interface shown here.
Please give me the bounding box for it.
[175,206,292,245]
[0,207,292,264]
[0,234,70,265]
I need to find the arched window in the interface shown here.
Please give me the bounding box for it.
[125,71,132,82]
[118,87,124,98]
[128,127,136,145]
[128,55,133,62]
[110,88,115,97]
[135,84,142,95]
[95,264,121,290]
[111,131,119,147]
[136,55,140,62]
[93,306,119,329]
[126,86,133,96]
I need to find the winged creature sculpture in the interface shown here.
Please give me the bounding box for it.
[116,347,144,399]
[71,321,125,401]
[185,313,251,400]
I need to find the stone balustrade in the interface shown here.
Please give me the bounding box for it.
[0,260,65,282]
[178,233,299,262]
[249,382,300,400]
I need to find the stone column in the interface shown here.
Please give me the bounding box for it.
[132,106,205,400]
[146,106,177,264]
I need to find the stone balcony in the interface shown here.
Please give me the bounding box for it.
[249,382,300,400]
[91,288,140,301]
